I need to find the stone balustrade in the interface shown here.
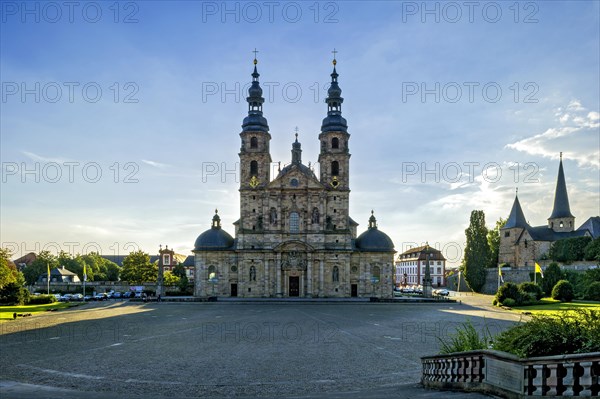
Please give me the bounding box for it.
[422,350,600,398]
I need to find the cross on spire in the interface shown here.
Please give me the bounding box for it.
[332,48,338,65]
[294,126,299,139]
[253,48,259,64]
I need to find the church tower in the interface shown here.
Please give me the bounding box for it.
[548,153,575,232]
[239,54,272,236]
[318,53,351,232]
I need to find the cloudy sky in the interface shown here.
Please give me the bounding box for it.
[2,1,599,266]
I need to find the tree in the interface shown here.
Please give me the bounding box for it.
[487,217,506,268]
[552,280,574,302]
[173,263,189,293]
[0,248,29,305]
[163,271,179,286]
[121,251,157,284]
[0,248,19,289]
[584,237,600,262]
[541,262,564,297]
[463,210,490,292]
[23,251,59,285]
[549,237,592,263]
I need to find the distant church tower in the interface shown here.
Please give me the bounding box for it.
[548,153,575,232]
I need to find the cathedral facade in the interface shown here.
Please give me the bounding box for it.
[192,57,396,298]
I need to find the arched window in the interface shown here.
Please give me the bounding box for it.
[250,160,258,176]
[208,265,217,280]
[250,136,258,148]
[332,266,339,282]
[290,212,299,233]
[249,266,256,281]
[331,161,339,176]
[331,137,339,149]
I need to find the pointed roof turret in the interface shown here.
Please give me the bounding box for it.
[291,128,302,165]
[549,153,574,219]
[504,190,529,229]
[242,50,269,133]
[321,50,348,133]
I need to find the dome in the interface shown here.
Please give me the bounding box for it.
[328,81,342,98]
[321,114,348,132]
[355,228,395,252]
[248,81,263,98]
[194,210,235,251]
[355,211,395,252]
[242,113,269,132]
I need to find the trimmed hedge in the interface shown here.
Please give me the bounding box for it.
[28,295,56,305]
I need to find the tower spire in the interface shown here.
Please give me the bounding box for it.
[504,191,529,229]
[242,50,269,133]
[549,154,574,219]
[321,50,347,133]
[291,127,302,165]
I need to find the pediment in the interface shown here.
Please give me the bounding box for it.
[273,240,315,253]
[268,165,324,190]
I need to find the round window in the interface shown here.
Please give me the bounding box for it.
[230,265,238,273]
[290,178,299,187]
[351,266,358,273]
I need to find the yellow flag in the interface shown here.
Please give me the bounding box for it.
[83,263,87,281]
[47,263,51,281]
[498,266,502,276]
[535,262,544,278]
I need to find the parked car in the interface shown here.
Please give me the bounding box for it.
[60,294,72,302]
[123,291,133,298]
[112,292,122,299]
[53,294,62,300]
[94,293,108,301]
[435,289,449,296]
[84,295,93,301]
[134,292,142,299]
[71,294,83,301]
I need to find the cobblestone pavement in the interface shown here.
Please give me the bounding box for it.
[1,297,518,398]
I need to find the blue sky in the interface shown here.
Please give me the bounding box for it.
[1,1,599,266]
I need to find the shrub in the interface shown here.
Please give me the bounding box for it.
[518,282,543,301]
[549,236,592,263]
[583,237,600,261]
[27,295,56,305]
[586,281,600,301]
[438,319,492,354]
[493,310,600,357]
[552,280,574,302]
[495,282,522,306]
[502,298,516,307]
[541,263,563,297]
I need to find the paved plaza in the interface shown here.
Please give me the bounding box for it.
[0,296,520,398]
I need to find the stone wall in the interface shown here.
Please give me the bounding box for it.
[32,281,184,295]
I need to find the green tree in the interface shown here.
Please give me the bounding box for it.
[23,251,59,285]
[163,271,179,286]
[487,217,506,268]
[549,237,592,263]
[173,263,189,293]
[552,280,574,302]
[463,210,490,292]
[584,237,600,262]
[0,248,19,289]
[541,262,563,297]
[121,251,157,284]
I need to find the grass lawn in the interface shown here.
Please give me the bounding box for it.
[0,302,82,322]
[513,298,600,316]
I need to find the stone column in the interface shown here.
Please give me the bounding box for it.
[306,254,312,297]
[264,258,270,297]
[276,253,282,297]
[319,259,324,297]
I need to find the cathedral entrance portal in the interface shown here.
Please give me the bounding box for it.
[289,276,300,297]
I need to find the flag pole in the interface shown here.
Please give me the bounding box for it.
[47,262,50,295]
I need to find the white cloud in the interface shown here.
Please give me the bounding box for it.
[506,100,600,168]
[22,151,70,164]
[141,159,171,169]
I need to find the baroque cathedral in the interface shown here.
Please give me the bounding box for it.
[191,56,396,298]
